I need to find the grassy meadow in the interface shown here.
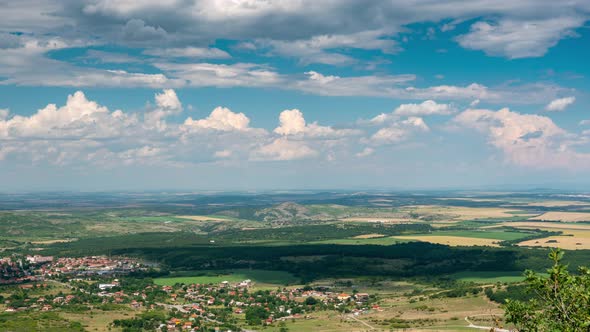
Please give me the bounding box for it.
[154,269,299,286]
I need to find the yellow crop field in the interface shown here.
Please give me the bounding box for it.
[518,234,590,250]
[493,221,590,249]
[353,233,386,239]
[406,205,534,220]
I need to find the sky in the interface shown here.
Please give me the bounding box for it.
[0,0,590,191]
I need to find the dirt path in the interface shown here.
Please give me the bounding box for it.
[347,313,376,330]
[465,314,511,332]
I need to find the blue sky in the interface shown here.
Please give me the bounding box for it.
[0,1,589,190]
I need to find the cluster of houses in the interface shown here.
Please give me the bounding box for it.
[3,277,161,313]
[153,280,377,331]
[0,255,44,284]
[4,287,77,313]
[1,254,147,284]
[39,255,146,276]
[1,254,379,331]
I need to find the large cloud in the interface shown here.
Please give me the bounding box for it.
[0,90,188,165]
[454,107,590,169]
[0,90,370,165]
[293,71,570,104]
[0,35,182,88]
[47,0,589,56]
[0,32,576,106]
[183,107,252,132]
[0,0,587,90]
[0,91,138,140]
[2,89,590,173]
[456,16,586,59]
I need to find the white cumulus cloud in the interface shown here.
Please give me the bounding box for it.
[183,107,251,132]
[145,89,183,130]
[253,137,318,161]
[372,100,454,124]
[545,96,576,112]
[369,117,429,145]
[274,109,360,138]
[454,107,590,169]
[0,91,138,140]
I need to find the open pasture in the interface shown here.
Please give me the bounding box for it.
[60,310,136,332]
[369,293,503,330]
[449,271,526,283]
[154,269,298,286]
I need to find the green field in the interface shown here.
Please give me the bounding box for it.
[310,236,412,245]
[449,271,527,283]
[154,269,299,286]
[427,230,531,241]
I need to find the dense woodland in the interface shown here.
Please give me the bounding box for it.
[40,232,590,283]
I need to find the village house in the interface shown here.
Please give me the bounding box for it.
[98,283,117,290]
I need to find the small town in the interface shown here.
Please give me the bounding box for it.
[0,254,377,331]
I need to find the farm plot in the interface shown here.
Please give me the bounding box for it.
[404,205,535,221]
[518,230,590,250]
[392,229,530,247]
